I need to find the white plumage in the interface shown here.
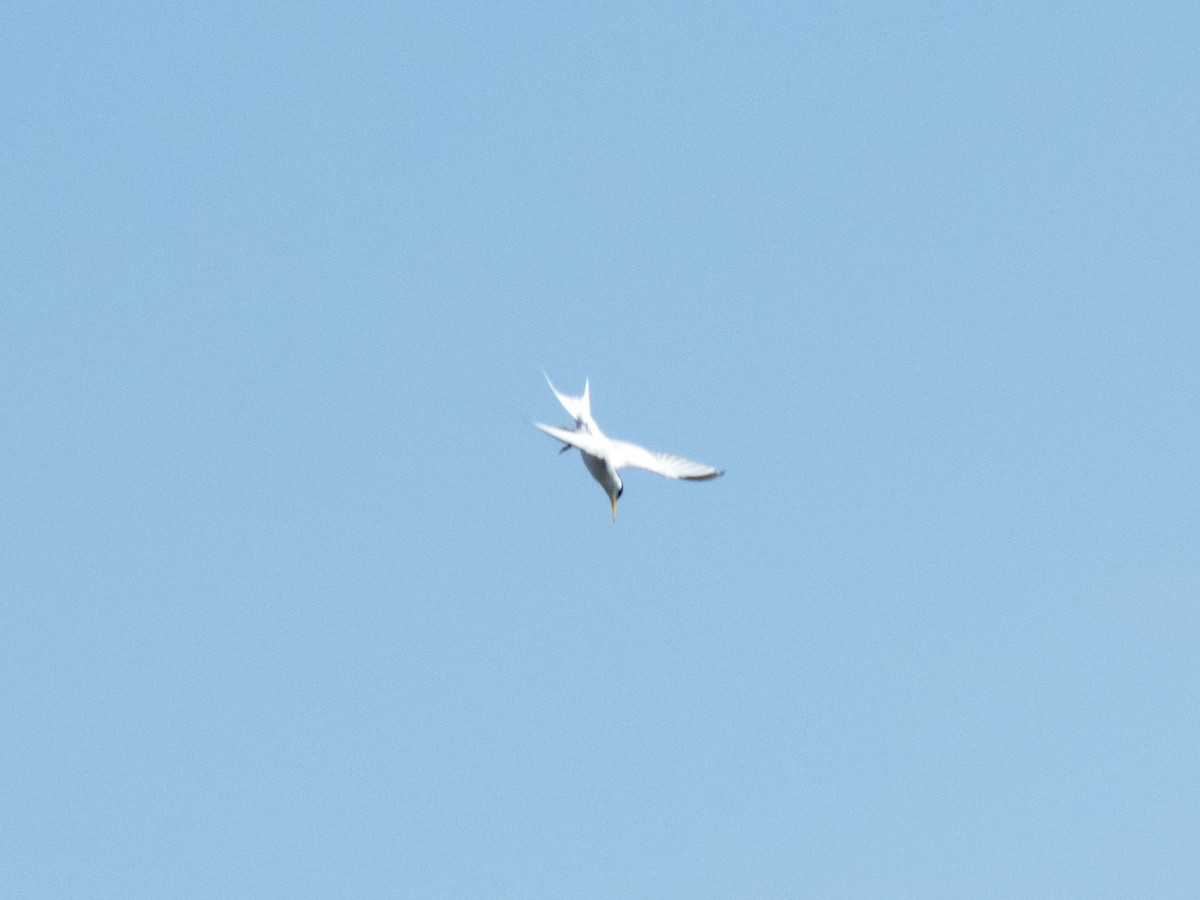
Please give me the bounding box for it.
[533,374,724,520]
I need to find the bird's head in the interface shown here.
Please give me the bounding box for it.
[610,482,624,522]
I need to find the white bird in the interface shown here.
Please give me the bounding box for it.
[533,374,724,521]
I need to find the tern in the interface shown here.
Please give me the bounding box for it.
[533,374,724,521]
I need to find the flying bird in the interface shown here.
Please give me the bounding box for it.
[533,374,724,521]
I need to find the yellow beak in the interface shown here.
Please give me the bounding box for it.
[611,495,618,522]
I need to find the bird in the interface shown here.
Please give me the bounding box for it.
[533,373,724,521]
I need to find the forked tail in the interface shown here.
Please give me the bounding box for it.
[543,372,593,426]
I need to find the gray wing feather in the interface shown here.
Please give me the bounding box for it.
[610,439,724,480]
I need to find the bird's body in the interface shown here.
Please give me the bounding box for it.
[533,374,724,520]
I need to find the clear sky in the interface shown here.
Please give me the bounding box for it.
[4,2,1198,896]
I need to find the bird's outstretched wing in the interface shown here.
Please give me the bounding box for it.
[610,439,724,480]
[532,421,607,457]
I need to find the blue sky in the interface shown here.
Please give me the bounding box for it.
[4,1,1198,896]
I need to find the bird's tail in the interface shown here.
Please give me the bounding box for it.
[580,378,592,422]
[543,372,593,425]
